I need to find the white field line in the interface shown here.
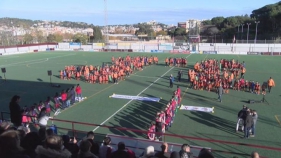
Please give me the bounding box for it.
[92,54,192,132]
[0,56,19,59]
[130,74,158,79]
[0,53,75,67]
[27,58,49,66]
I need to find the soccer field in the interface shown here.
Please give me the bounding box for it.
[1,52,281,158]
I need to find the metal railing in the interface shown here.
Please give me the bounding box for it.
[0,111,279,157]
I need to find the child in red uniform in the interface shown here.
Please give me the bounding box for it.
[45,97,51,116]
[22,106,29,127]
[148,121,156,140]
[255,82,261,95]
[61,90,67,109]
[53,92,61,109]
[75,84,82,101]
[165,106,172,130]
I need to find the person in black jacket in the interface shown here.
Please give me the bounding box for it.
[178,70,183,82]
[244,111,253,139]
[9,95,23,127]
[111,142,130,158]
[179,144,193,158]
[236,105,247,132]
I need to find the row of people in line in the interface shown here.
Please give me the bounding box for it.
[112,55,159,65]
[148,86,182,141]
[165,57,188,67]
[60,56,159,84]
[21,84,82,127]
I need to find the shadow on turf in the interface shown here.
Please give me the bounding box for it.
[0,79,76,114]
[107,96,169,138]
[125,78,179,96]
[183,90,281,129]
[185,112,239,137]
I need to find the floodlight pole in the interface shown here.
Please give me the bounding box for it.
[241,24,244,41]
[246,23,251,43]
[254,21,260,43]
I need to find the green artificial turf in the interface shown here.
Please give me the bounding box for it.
[1,52,281,158]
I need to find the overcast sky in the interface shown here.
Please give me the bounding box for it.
[0,0,279,25]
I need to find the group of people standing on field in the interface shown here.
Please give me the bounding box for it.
[188,59,246,93]
[9,84,83,128]
[165,57,188,67]
[187,59,276,100]
[236,105,258,139]
[60,55,159,84]
[148,86,182,141]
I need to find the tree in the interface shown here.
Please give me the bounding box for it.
[47,34,55,42]
[156,30,168,36]
[23,33,33,44]
[54,33,63,42]
[205,26,219,35]
[174,28,187,36]
[72,33,88,44]
[34,30,45,43]
[47,33,63,42]
[93,26,103,42]
[251,1,281,37]
[135,23,154,36]
[62,33,73,42]
[202,20,212,25]
[211,17,225,27]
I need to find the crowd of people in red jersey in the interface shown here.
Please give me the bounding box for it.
[148,86,182,141]
[187,58,267,95]
[60,55,160,84]
[21,84,83,127]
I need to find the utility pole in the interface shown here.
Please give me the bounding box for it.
[254,21,260,43]
[246,23,251,43]
[237,25,240,42]
[241,24,244,41]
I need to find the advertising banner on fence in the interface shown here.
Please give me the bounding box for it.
[73,48,84,51]
[247,52,261,55]
[151,50,164,53]
[70,42,81,46]
[170,50,190,54]
[203,51,217,54]
[106,43,118,46]
[261,52,270,55]
[160,43,173,46]
[93,43,104,46]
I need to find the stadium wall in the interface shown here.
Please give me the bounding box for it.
[1,42,281,55]
[0,43,57,55]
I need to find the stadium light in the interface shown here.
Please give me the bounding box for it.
[241,24,244,41]
[246,23,251,43]
[254,21,260,43]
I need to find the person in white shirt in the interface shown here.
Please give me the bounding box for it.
[38,107,52,129]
